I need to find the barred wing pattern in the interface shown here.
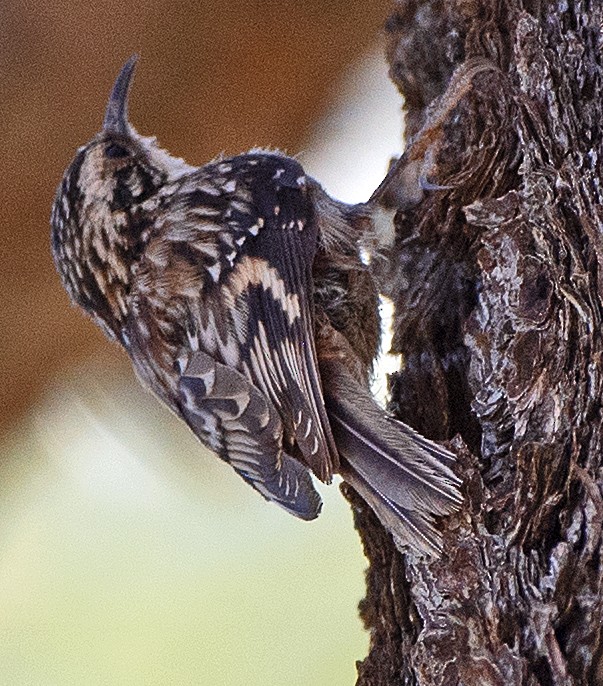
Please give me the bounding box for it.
[180,350,322,519]
[172,154,338,516]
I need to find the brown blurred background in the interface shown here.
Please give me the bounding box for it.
[1,2,408,684]
[0,2,419,683]
[1,0,389,432]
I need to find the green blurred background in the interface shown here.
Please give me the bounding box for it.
[1,0,404,683]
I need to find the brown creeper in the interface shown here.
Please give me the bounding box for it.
[51,56,462,555]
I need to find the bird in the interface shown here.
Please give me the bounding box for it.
[51,56,462,555]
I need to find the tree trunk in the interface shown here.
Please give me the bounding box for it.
[346,2,603,684]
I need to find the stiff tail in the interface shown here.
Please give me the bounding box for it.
[321,360,462,556]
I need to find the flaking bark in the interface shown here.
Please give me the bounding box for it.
[345,2,603,684]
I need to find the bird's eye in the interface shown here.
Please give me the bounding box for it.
[105,143,129,159]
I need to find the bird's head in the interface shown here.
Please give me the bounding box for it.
[51,56,193,339]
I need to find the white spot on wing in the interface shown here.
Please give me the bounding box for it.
[196,182,221,196]
[198,245,219,261]
[187,330,200,351]
[207,262,221,282]
[304,417,312,439]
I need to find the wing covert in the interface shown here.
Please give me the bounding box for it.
[224,155,339,481]
[166,153,339,482]
[179,350,322,520]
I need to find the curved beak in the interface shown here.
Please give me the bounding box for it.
[103,54,139,134]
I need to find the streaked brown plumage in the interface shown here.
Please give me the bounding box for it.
[51,56,462,555]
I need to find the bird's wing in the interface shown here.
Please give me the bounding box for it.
[169,153,339,482]
[179,349,322,520]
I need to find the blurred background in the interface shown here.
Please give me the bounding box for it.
[1,1,405,683]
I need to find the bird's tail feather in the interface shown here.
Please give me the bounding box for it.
[321,360,462,556]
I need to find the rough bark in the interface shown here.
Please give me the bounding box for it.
[346,2,603,684]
